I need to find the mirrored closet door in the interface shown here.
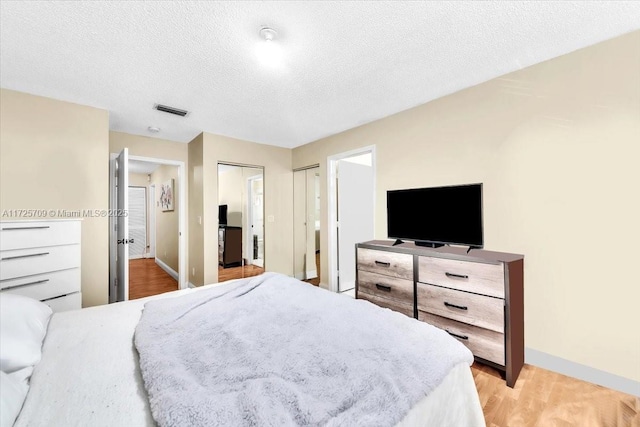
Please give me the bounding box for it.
[217,163,265,282]
[293,166,320,286]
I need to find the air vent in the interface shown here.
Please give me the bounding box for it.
[153,104,189,117]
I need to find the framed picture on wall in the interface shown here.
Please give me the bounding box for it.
[160,179,174,211]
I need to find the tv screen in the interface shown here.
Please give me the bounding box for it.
[387,183,483,247]
[218,204,228,226]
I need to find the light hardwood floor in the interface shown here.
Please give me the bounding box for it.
[129,258,178,300]
[473,362,639,427]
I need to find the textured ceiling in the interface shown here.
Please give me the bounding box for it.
[1,1,639,148]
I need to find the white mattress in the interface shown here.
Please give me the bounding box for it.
[15,281,485,427]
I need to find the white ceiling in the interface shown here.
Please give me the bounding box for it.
[1,2,639,149]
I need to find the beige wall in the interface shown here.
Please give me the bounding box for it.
[129,172,149,187]
[151,165,179,272]
[201,132,292,285]
[188,134,204,286]
[0,89,110,307]
[292,31,640,382]
[110,131,188,164]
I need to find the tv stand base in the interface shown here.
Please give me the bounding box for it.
[415,241,444,248]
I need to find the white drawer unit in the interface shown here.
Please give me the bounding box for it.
[0,220,82,312]
[356,240,524,387]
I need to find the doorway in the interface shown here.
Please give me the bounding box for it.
[109,151,186,303]
[327,146,376,295]
[293,165,320,286]
[217,162,265,282]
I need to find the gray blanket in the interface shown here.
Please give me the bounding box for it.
[134,273,473,427]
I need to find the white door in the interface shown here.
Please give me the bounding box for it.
[148,184,156,258]
[116,148,129,301]
[337,159,374,292]
[128,186,146,259]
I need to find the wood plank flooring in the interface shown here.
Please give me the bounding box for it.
[129,258,178,300]
[218,262,264,282]
[473,362,640,427]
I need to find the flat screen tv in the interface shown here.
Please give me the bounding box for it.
[218,204,228,226]
[387,183,483,248]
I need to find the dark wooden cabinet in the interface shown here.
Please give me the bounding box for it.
[218,226,242,268]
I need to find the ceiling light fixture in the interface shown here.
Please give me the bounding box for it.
[256,27,283,67]
[148,126,160,133]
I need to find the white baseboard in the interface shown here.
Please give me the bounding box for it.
[188,282,196,289]
[526,348,640,397]
[155,258,178,281]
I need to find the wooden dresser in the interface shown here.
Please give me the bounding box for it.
[0,219,82,312]
[356,240,524,387]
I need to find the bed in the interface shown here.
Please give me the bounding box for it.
[5,273,485,427]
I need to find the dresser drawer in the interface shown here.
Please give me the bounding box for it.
[0,268,80,301]
[418,256,505,298]
[357,248,413,280]
[417,283,504,333]
[357,270,413,305]
[357,291,414,317]
[42,292,82,312]
[0,244,81,280]
[419,311,505,366]
[0,220,81,251]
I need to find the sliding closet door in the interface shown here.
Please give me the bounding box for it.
[293,170,307,280]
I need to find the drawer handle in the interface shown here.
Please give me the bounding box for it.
[375,283,392,292]
[446,331,469,341]
[1,226,51,231]
[445,272,468,279]
[2,252,50,261]
[444,301,468,311]
[374,261,391,267]
[2,279,50,291]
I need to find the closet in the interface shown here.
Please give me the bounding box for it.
[293,166,320,281]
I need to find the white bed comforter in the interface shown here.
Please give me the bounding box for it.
[15,276,485,427]
[134,273,474,426]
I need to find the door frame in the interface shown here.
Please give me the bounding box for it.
[326,145,376,293]
[109,154,187,302]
